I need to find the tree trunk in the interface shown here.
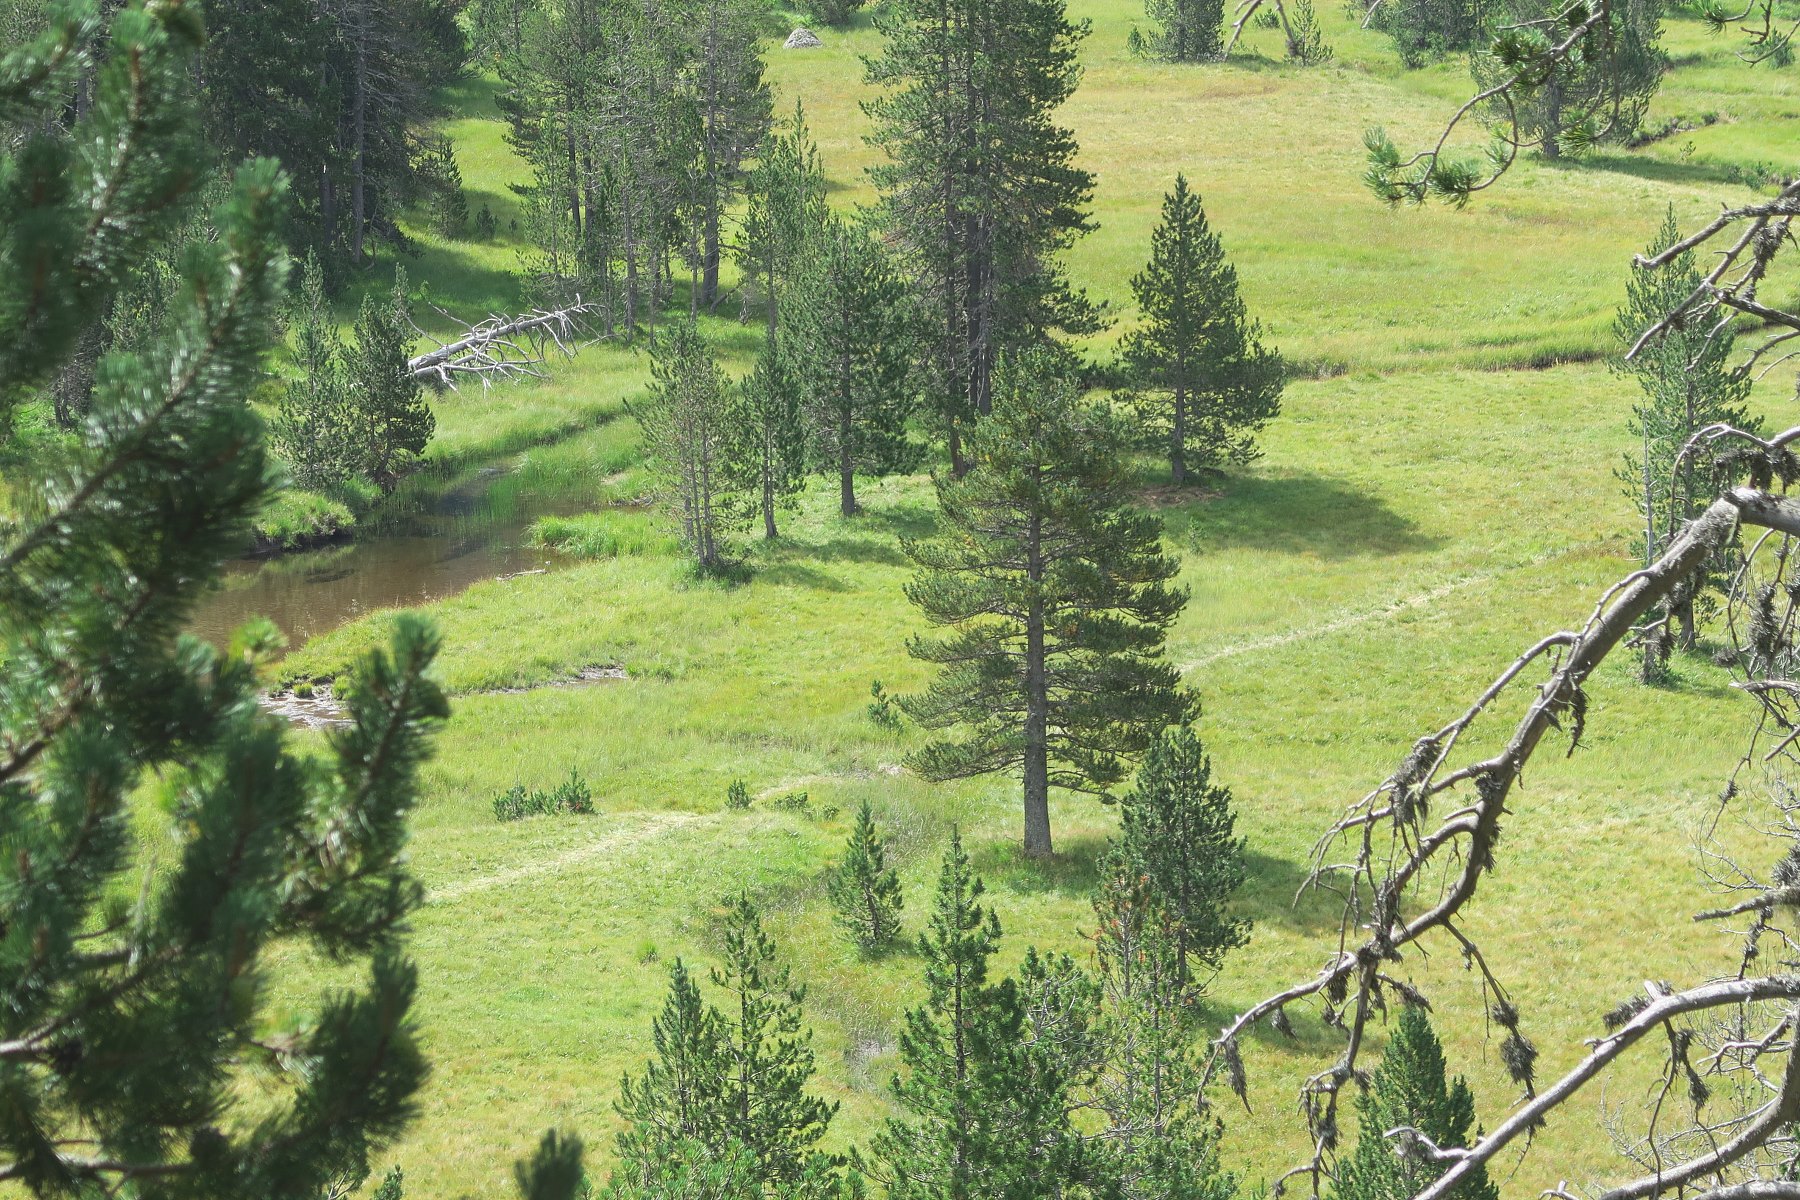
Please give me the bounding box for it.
[1541,77,1564,159]
[839,409,857,516]
[763,462,779,539]
[1022,508,1052,858]
[1171,383,1188,486]
[702,199,721,310]
[350,0,369,265]
[947,417,967,477]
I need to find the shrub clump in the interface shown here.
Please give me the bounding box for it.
[493,768,596,821]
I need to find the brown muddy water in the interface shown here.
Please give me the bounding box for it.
[189,474,584,651]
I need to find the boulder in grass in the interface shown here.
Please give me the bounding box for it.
[784,27,823,48]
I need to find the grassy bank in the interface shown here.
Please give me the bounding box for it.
[251,4,1800,1198]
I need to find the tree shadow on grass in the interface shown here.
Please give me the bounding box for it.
[974,832,1112,901]
[1535,151,1771,191]
[1162,471,1442,560]
[784,533,911,568]
[755,561,852,593]
[1239,849,1351,936]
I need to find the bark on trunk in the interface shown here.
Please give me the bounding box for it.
[1022,508,1052,858]
[1172,384,1188,486]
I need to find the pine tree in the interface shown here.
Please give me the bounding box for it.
[616,959,732,1156]
[348,268,434,492]
[1614,207,1758,671]
[270,251,362,491]
[1141,0,1225,61]
[1106,726,1250,984]
[739,104,829,340]
[633,323,745,571]
[1088,872,1235,1200]
[1472,0,1664,156]
[828,801,905,955]
[793,216,919,516]
[1329,1005,1499,1200]
[710,894,839,1184]
[866,832,1089,1200]
[734,333,810,540]
[1122,175,1284,485]
[900,349,1197,857]
[864,0,1096,470]
[673,0,773,310]
[811,0,868,26]
[1364,0,1495,67]
[0,2,451,1192]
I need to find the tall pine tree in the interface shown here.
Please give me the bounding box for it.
[864,0,1096,470]
[900,349,1197,857]
[1122,174,1284,485]
[1140,0,1225,60]
[0,2,451,1192]
[793,216,919,516]
[633,323,745,571]
[1614,207,1758,669]
[270,251,361,491]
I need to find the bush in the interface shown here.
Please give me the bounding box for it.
[493,768,596,822]
[771,791,812,815]
[725,779,752,810]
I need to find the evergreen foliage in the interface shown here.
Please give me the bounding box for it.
[271,252,360,491]
[739,104,830,339]
[348,269,434,492]
[900,350,1197,856]
[1328,1006,1499,1200]
[811,0,868,26]
[614,899,840,1196]
[1365,0,1495,67]
[865,832,1091,1199]
[1140,0,1225,61]
[1122,175,1285,484]
[792,216,920,516]
[1105,726,1251,983]
[827,801,905,955]
[1472,0,1665,155]
[709,895,838,1183]
[0,4,455,1192]
[734,332,810,540]
[1089,872,1235,1200]
[1613,207,1758,671]
[633,323,746,571]
[1284,0,1335,64]
[864,0,1096,469]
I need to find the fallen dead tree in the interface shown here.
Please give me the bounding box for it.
[407,299,601,389]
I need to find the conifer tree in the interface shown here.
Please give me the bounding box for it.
[1089,872,1235,1200]
[1329,1005,1499,1200]
[616,960,732,1157]
[1471,0,1665,155]
[270,251,361,491]
[1106,725,1250,983]
[864,0,1096,470]
[900,350,1197,857]
[867,832,1090,1199]
[0,3,453,1193]
[633,323,746,571]
[739,104,829,339]
[1140,0,1225,60]
[735,335,810,540]
[1122,175,1284,485]
[348,269,434,492]
[1364,0,1494,67]
[793,216,919,516]
[710,894,839,1184]
[675,0,774,310]
[828,801,905,955]
[1614,207,1758,669]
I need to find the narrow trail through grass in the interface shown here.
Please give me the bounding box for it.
[427,812,705,904]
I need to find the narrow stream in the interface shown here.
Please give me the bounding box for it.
[190,473,582,651]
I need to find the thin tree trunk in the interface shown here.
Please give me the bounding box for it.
[1172,382,1188,486]
[839,406,857,517]
[350,0,369,265]
[1022,508,1052,857]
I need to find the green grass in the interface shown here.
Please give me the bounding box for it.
[247,7,1800,1199]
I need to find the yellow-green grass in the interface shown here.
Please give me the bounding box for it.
[246,7,1800,1200]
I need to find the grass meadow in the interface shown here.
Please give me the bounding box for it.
[254,3,1800,1197]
